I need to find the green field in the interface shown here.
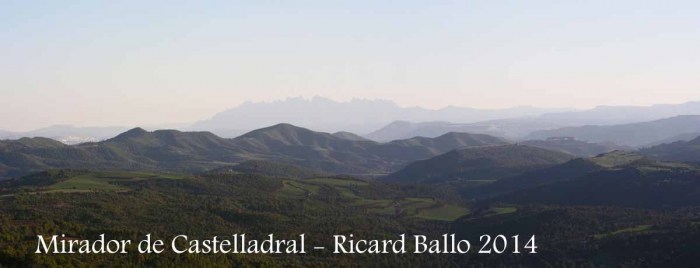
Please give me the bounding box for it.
[304,177,368,186]
[490,206,518,215]
[401,198,436,214]
[416,204,471,221]
[47,171,185,192]
[279,180,320,196]
[594,224,653,239]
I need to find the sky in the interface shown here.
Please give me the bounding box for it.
[1,0,699,131]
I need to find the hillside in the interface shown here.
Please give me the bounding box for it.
[232,124,509,174]
[526,115,700,147]
[205,160,325,178]
[643,132,700,147]
[0,128,245,178]
[3,168,700,266]
[365,121,457,141]
[384,145,573,183]
[463,158,604,200]
[640,136,700,163]
[464,149,700,209]
[462,151,658,200]
[492,164,700,209]
[365,119,561,141]
[521,138,627,157]
[0,124,509,178]
[233,123,375,152]
[373,132,509,161]
[332,131,370,141]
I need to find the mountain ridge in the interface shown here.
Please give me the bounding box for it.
[384,144,573,183]
[526,115,700,147]
[0,123,509,178]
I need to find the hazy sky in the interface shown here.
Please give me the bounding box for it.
[2,1,699,131]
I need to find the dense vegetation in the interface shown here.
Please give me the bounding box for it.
[520,138,626,157]
[2,126,700,266]
[0,124,508,178]
[640,136,700,162]
[384,145,573,183]
[2,158,700,267]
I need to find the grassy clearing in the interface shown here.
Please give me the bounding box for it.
[401,198,436,214]
[49,175,127,191]
[490,206,518,215]
[46,171,185,192]
[354,199,392,207]
[278,177,471,221]
[279,180,320,196]
[416,205,471,221]
[594,225,653,239]
[336,187,360,199]
[591,151,645,168]
[304,177,368,186]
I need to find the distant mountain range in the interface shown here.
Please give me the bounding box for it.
[365,119,568,141]
[365,102,700,142]
[537,101,700,126]
[525,115,700,147]
[5,98,700,145]
[190,97,570,136]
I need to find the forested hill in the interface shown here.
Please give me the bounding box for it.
[0,124,508,178]
[384,145,573,183]
[639,136,700,163]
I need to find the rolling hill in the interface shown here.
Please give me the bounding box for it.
[462,151,649,200]
[205,160,325,178]
[639,136,700,163]
[0,128,246,177]
[231,124,509,174]
[520,137,627,157]
[492,164,700,209]
[0,124,510,178]
[365,119,562,141]
[525,115,700,147]
[460,149,700,209]
[332,131,370,141]
[384,145,573,183]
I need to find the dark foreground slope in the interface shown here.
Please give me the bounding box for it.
[491,163,700,209]
[458,150,700,209]
[2,168,700,267]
